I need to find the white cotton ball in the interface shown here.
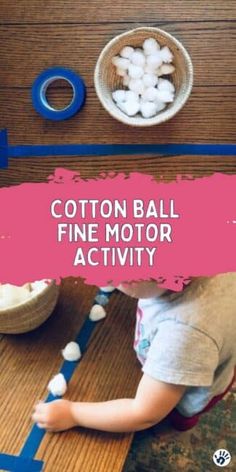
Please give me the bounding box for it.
[158,64,175,76]
[112,56,120,66]
[122,100,140,116]
[156,89,174,103]
[130,50,146,67]
[128,64,144,79]
[125,90,139,101]
[159,46,173,63]
[62,341,81,361]
[114,57,130,70]
[129,79,145,95]
[146,53,163,69]
[120,46,134,59]
[158,78,175,93]
[144,64,158,74]
[116,68,126,77]
[142,73,158,88]
[155,100,166,112]
[0,284,31,307]
[89,304,107,322]
[99,286,115,293]
[143,37,160,55]
[123,75,130,87]
[142,87,159,102]
[31,280,48,294]
[48,373,67,397]
[140,101,158,118]
[117,101,127,113]
[112,90,126,103]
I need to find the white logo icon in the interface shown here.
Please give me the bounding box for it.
[213,449,231,467]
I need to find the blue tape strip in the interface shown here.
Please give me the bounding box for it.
[31,67,86,121]
[1,129,236,168]
[8,143,236,158]
[0,453,43,471]
[0,129,8,168]
[20,290,113,459]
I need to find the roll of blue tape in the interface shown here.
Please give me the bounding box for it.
[32,67,86,120]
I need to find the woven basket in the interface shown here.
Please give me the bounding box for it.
[0,281,59,334]
[94,27,193,127]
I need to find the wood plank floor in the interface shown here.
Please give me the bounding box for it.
[0,1,235,471]
[0,280,140,471]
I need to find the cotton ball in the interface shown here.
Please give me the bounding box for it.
[125,90,139,101]
[62,341,81,361]
[158,64,175,76]
[156,89,174,103]
[143,37,160,55]
[142,87,159,102]
[112,56,120,66]
[144,64,159,74]
[142,73,158,88]
[159,46,173,63]
[114,57,130,70]
[140,101,158,118]
[0,284,31,307]
[155,100,166,112]
[112,90,126,103]
[130,51,146,67]
[48,373,67,397]
[89,304,107,322]
[129,79,145,95]
[128,64,144,79]
[158,78,175,93]
[122,100,140,116]
[99,286,115,293]
[94,293,109,305]
[120,46,134,59]
[146,53,163,70]
[123,75,130,87]
[31,280,48,294]
[116,68,126,77]
[117,101,127,113]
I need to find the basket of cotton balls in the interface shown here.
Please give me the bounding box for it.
[94,27,193,126]
[0,280,59,334]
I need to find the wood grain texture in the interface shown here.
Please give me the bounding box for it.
[36,291,140,472]
[0,154,236,188]
[0,22,235,88]
[0,279,97,455]
[1,1,236,23]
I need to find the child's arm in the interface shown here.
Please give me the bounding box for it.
[117,281,167,299]
[32,374,185,433]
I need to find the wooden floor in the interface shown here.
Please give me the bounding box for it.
[0,280,140,471]
[0,1,235,471]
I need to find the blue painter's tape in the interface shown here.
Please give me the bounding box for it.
[31,67,86,121]
[20,289,113,460]
[1,129,236,168]
[0,129,9,168]
[0,453,43,471]
[9,142,236,158]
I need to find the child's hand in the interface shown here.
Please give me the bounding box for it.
[32,399,77,432]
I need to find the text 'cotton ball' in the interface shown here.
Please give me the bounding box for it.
[48,373,67,397]
[89,304,107,322]
[62,341,81,362]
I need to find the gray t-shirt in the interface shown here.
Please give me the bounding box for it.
[134,273,236,417]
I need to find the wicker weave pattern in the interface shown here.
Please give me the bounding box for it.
[94,27,193,127]
[0,281,59,334]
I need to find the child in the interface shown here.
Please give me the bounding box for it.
[32,273,236,433]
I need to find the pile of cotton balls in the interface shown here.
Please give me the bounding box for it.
[0,280,49,310]
[111,37,175,118]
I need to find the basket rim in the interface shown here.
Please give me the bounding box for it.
[94,26,194,127]
[0,280,58,315]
